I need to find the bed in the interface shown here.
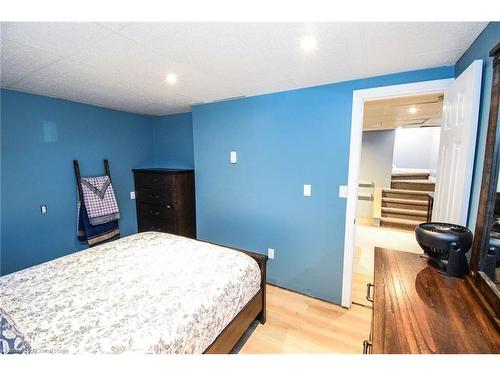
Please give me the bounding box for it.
[0,232,267,354]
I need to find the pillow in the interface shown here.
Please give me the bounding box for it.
[0,308,31,354]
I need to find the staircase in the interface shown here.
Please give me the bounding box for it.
[380,172,434,231]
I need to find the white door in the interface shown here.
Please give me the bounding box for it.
[432,60,483,225]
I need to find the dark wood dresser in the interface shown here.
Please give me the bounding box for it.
[365,247,500,354]
[133,168,196,238]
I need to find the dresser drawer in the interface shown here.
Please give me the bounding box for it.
[136,188,175,205]
[135,172,175,189]
[133,169,196,239]
[137,202,175,222]
[138,218,177,233]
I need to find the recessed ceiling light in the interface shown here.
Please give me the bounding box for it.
[166,73,177,85]
[300,36,317,53]
[408,106,418,114]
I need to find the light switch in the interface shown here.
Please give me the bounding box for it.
[130,191,136,200]
[230,151,237,164]
[304,184,312,197]
[339,185,348,198]
[268,248,275,259]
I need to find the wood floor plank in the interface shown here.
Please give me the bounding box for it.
[240,285,371,354]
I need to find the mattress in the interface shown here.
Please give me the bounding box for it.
[0,232,261,354]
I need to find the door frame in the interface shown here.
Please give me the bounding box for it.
[341,78,454,308]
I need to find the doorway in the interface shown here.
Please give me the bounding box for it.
[341,78,453,308]
[342,61,483,308]
[352,93,443,306]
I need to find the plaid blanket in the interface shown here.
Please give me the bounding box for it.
[77,200,120,247]
[80,176,120,225]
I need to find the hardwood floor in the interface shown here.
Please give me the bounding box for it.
[352,223,422,305]
[352,271,373,307]
[240,225,422,354]
[240,284,371,354]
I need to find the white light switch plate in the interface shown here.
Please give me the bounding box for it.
[339,185,348,198]
[268,248,275,259]
[303,184,312,197]
[130,191,136,200]
[230,151,237,164]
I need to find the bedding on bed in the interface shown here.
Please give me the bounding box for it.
[0,232,261,354]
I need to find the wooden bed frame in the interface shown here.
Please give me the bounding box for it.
[203,243,268,354]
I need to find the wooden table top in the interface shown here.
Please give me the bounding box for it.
[372,247,500,354]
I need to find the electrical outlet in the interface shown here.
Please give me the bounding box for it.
[130,191,136,200]
[268,248,275,259]
[40,204,48,214]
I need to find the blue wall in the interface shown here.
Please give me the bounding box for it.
[1,51,480,304]
[0,89,155,275]
[152,112,194,168]
[456,22,500,231]
[192,66,454,304]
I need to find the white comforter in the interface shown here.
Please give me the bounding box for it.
[0,232,261,354]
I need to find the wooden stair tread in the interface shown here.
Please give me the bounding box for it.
[382,197,428,206]
[379,217,422,225]
[382,188,431,196]
[391,172,429,177]
[392,179,435,184]
[391,173,430,180]
[382,207,427,216]
[391,180,435,192]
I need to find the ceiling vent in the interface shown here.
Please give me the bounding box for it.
[211,96,246,103]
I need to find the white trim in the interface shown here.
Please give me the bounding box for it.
[341,78,454,308]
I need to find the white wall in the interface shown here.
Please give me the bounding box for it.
[357,130,395,219]
[392,127,441,176]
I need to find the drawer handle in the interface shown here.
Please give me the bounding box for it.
[151,195,160,199]
[149,210,161,216]
[152,178,160,183]
[366,283,374,303]
[166,205,172,209]
[362,340,372,354]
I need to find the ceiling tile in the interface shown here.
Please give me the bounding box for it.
[97,22,134,32]
[1,64,28,87]
[1,39,61,71]
[360,22,487,62]
[229,23,366,76]
[0,39,63,85]
[118,23,290,85]
[364,93,443,131]
[0,22,488,115]
[0,22,113,57]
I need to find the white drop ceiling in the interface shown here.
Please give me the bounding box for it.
[0,22,488,116]
[363,93,444,131]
